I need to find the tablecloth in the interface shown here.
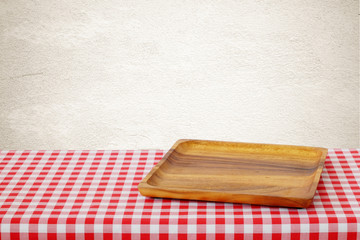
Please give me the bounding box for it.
[0,149,359,239]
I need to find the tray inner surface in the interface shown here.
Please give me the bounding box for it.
[147,141,324,197]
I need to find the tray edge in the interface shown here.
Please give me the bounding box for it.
[138,139,328,208]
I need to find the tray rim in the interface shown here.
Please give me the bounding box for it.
[138,139,328,208]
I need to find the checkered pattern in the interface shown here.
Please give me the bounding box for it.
[0,149,359,240]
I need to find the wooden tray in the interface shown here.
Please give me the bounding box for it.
[138,139,327,208]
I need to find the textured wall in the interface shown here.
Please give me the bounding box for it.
[0,0,358,149]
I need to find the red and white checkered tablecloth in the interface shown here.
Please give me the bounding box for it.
[0,149,359,240]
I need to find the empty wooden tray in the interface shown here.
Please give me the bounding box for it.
[138,139,328,208]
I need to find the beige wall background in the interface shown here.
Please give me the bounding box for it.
[0,0,358,150]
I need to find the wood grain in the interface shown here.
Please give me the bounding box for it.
[138,139,327,208]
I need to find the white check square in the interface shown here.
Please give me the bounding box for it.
[281,224,291,233]
[38,224,47,233]
[113,224,122,233]
[57,224,66,233]
[225,224,234,234]
[244,225,253,233]
[168,225,178,234]
[187,224,197,234]
[262,224,272,233]
[75,224,85,233]
[94,224,103,233]
[150,225,158,233]
[206,224,216,233]
[131,224,141,233]
[319,223,328,233]
[1,224,10,233]
[338,223,347,232]
[300,224,310,233]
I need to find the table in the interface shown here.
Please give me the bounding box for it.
[0,149,359,240]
